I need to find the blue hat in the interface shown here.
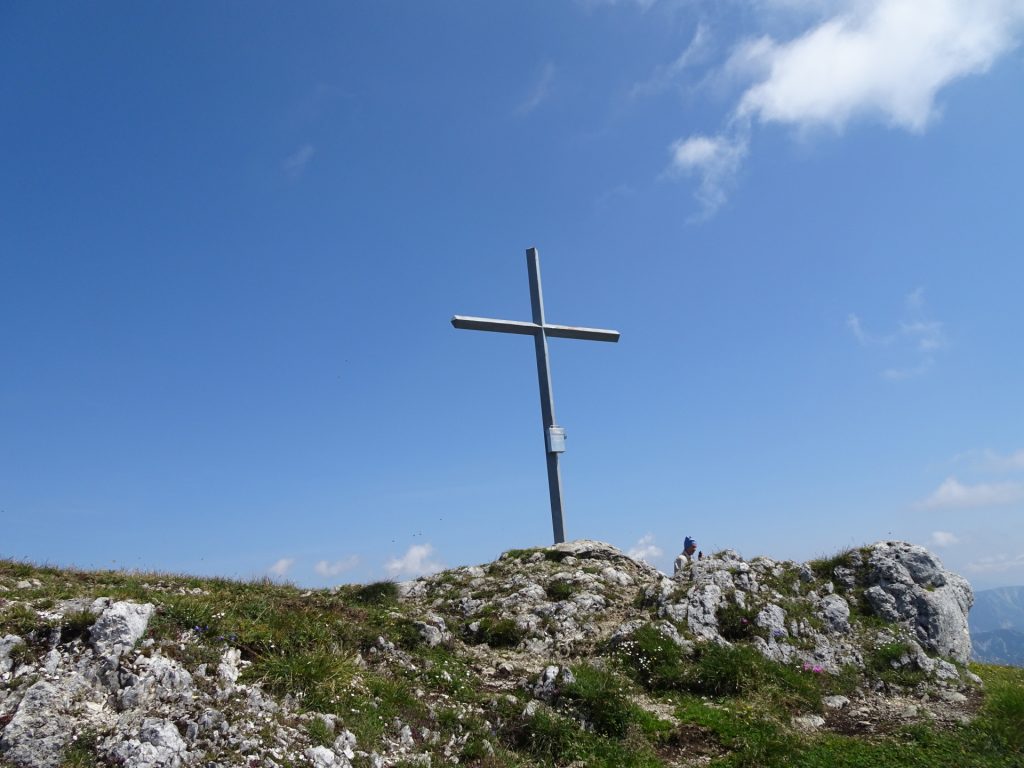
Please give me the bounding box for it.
[684,536,696,549]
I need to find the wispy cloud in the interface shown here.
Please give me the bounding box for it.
[918,476,1024,510]
[579,0,660,10]
[882,359,934,381]
[627,533,663,563]
[632,23,712,97]
[314,555,360,577]
[928,530,960,547]
[980,449,1024,473]
[385,544,444,579]
[268,557,295,577]
[283,144,315,178]
[669,0,1024,214]
[966,552,1024,573]
[517,62,556,116]
[849,287,946,380]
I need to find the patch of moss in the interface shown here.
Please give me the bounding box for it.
[306,717,334,747]
[545,580,577,601]
[60,729,101,768]
[716,598,762,642]
[616,623,690,691]
[465,617,524,648]
[349,581,399,606]
[501,548,542,561]
[866,641,928,689]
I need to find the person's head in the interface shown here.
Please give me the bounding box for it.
[684,536,697,556]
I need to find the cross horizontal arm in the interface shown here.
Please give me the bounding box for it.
[544,324,620,343]
[451,315,620,342]
[451,316,540,336]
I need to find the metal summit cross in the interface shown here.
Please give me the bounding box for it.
[452,247,620,544]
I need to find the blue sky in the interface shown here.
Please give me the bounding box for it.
[2,1,1023,590]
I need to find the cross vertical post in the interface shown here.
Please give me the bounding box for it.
[451,246,620,544]
[525,248,566,543]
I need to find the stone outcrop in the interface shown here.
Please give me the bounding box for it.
[862,541,973,663]
[653,541,974,673]
[0,541,980,768]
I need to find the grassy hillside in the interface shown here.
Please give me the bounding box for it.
[1,555,1022,768]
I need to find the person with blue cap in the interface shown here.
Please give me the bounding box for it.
[683,536,697,560]
[674,536,699,575]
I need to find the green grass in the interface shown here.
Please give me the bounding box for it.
[687,643,835,710]
[807,549,858,581]
[716,599,762,642]
[0,603,42,637]
[58,609,98,644]
[465,616,524,648]
[615,622,691,691]
[306,717,335,747]
[347,581,399,606]
[615,623,840,711]
[866,641,928,689]
[545,579,576,602]
[676,697,796,768]
[497,702,665,768]
[501,548,542,561]
[60,730,101,768]
[557,664,672,740]
[333,672,429,749]
[251,648,357,711]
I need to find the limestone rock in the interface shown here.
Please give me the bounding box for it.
[793,714,826,730]
[756,604,787,638]
[120,654,195,709]
[0,681,70,768]
[819,594,851,634]
[1,635,25,677]
[823,695,851,709]
[414,614,450,648]
[110,718,190,768]
[305,745,352,768]
[533,665,575,701]
[90,601,155,660]
[864,542,973,663]
[685,583,722,641]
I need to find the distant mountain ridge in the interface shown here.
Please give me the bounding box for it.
[970,586,1024,667]
[972,628,1024,667]
[969,586,1024,633]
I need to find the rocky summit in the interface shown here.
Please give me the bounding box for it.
[1,541,1021,768]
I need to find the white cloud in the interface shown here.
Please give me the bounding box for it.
[385,544,444,579]
[517,62,556,115]
[918,476,1024,509]
[671,0,1024,212]
[268,558,295,577]
[628,534,663,562]
[734,1,1024,132]
[314,555,360,577]
[283,144,315,178]
[668,130,750,216]
[966,552,1024,573]
[929,530,960,547]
